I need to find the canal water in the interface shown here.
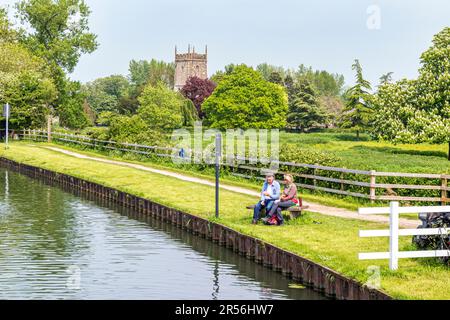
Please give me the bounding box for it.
[0,168,325,300]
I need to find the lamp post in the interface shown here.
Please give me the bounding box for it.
[215,133,222,218]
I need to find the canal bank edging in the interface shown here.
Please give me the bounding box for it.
[0,157,392,300]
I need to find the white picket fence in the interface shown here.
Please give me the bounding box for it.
[358,202,450,270]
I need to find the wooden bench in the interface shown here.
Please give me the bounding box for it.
[246,197,309,220]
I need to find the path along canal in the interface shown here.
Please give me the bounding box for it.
[0,167,325,300]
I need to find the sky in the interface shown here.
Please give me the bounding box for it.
[1,0,449,87]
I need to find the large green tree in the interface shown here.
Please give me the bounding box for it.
[202,65,288,129]
[82,75,130,114]
[339,59,373,139]
[0,33,57,129]
[15,0,98,128]
[16,0,98,73]
[372,27,450,159]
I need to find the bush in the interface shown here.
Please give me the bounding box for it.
[81,126,110,141]
[137,83,184,130]
[279,143,341,167]
[108,115,148,143]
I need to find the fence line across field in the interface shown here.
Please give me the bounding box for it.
[18,129,450,204]
[358,202,450,270]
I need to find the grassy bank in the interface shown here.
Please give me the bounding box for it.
[1,143,449,299]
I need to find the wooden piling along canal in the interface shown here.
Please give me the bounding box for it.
[0,157,392,300]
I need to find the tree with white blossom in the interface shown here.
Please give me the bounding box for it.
[372,27,450,160]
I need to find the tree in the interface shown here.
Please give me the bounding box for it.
[372,27,450,159]
[210,63,237,84]
[339,59,373,139]
[0,42,44,74]
[15,0,98,128]
[0,8,18,43]
[268,71,284,86]
[287,79,328,131]
[129,60,150,87]
[284,74,295,99]
[137,83,185,130]
[319,96,344,127]
[416,27,450,159]
[180,76,216,119]
[82,75,130,114]
[16,0,98,73]
[0,41,57,129]
[202,65,288,129]
[379,72,394,86]
[128,59,175,88]
[296,64,345,97]
[58,80,91,128]
[256,63,285,81]
[0,70,57,129]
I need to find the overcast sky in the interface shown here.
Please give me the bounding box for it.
[1,0,449,86]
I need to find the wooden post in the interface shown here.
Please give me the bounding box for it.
[313,164,318,189]
[340,170,345,191]
[442,175,448,205]
[47,115,52,143]
[370,170,376,203]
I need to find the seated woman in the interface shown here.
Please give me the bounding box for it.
[264,174,298,225]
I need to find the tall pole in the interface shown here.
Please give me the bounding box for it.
[215,133,222,219]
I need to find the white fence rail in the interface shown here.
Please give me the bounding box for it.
[358,202,450,270]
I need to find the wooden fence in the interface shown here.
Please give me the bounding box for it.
[19,130,450,205]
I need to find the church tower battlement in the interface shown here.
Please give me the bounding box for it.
[174,45,208,91]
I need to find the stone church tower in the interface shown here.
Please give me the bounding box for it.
[174,45,208,91]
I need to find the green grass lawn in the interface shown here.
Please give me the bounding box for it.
[1,142,449,300]
[280,132,450,173]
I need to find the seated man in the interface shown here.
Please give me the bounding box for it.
[252,173,281,224]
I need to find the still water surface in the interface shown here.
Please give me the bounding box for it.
[0,168,325,300]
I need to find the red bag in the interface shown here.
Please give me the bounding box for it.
[267,216,279,226]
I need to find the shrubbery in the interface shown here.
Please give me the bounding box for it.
[279,143,341,167]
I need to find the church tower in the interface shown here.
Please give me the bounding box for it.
[174,45,208,91]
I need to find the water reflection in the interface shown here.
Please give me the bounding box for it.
[0,168,325,300]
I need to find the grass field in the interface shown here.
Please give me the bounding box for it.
[2,142,450,300]
[280,132,450,173]
[180,129,450,173]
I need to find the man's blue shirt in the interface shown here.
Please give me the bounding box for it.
[260,181,281,202]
